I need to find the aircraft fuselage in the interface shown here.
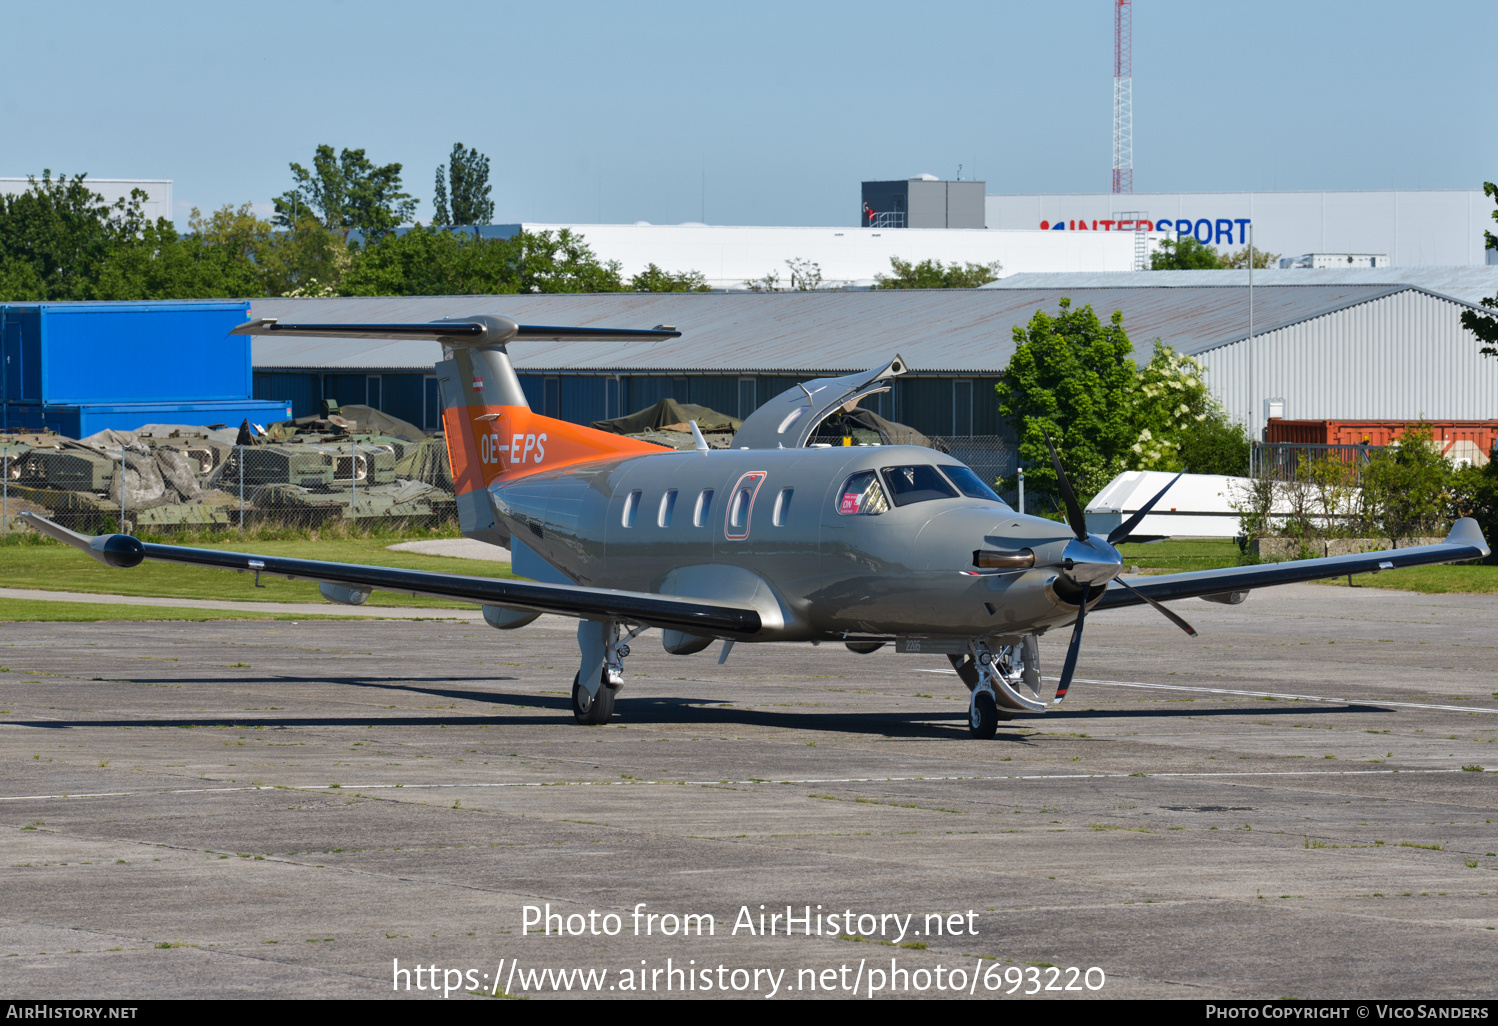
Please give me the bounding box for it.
[489,444,1097,644]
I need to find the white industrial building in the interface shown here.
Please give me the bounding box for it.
[985,190,1495,267]
[479,222,1148,289]
[0,178,173,223]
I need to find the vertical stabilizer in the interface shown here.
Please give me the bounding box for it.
[226,315,682,549]
[436,342,669,544]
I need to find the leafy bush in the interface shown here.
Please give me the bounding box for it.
[997,300,1253,506]
[1178,416,1251,476]
[1361,425,1457,543]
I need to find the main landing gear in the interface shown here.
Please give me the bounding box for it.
[571,671,617,725]
[572,620,641,725]
[948,635,1044,739]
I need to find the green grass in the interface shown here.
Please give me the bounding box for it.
[1117,537,1498,594]
[0,536,513,608]
[1314,564,1498,595]
[1114,539,1243,574]
[0,599,368,622]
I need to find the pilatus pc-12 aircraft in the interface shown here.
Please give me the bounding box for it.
[26,315,1491,738]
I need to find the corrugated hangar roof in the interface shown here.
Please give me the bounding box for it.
[987,267,1498,306]
[247,285,1470,374]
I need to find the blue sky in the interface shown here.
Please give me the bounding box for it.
[4,0,1494,228]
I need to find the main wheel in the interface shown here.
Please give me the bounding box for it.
[572,672,616,725]
[968,688,1000,739]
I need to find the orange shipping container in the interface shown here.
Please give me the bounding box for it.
[1265,419,1498,463]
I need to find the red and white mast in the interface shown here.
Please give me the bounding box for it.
[1112,0,1133,194]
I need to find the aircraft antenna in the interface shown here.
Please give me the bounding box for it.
[1112,0,1133,194]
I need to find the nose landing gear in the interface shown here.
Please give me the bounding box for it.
[949,634,1045,738]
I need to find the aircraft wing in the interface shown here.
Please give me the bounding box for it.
[1094,518,1489,611]
[20,514,761,637]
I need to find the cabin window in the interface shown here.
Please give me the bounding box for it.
[940,465,1008,505]
[724,471,766,540]
[773,487,794,526]
[693,489,714,527]
[729,487,752,529]
[658,489,678,527]
[837,471,889,516]
[622,489,642,527]
[879,465,959,507]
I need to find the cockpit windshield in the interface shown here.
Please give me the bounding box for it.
[940,464,1009,506]
[879,465,959,507]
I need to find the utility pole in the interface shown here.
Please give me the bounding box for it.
[1248,223,1254,433]
[1112,0,1133,194]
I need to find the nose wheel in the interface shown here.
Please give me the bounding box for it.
[968,686,1000,739]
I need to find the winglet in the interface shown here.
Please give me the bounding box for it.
[1445,517,1491,559]
[19,512,145,568]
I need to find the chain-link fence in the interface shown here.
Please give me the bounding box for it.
[2,437,457,540]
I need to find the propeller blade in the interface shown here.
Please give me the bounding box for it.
[1055,583,1089,704]
[1040,427,1088,542]
[1106,471,1185,546]
[1113,577,1199,637]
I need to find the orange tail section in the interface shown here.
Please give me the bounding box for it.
[437,344,667,504]
[443,403,669,495]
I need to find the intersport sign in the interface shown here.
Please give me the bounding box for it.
[1039,217,1252,246]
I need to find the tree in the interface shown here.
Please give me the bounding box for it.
[629,263,709,292]
[1218,245,1280,269]
[273,145,417,234]
[996,298,1142,504]
[743,269,781,291]
[875,256,1001,289]
[1460,181,1498,357]
[94,218,262,300]
[1130,341,1224,470]
[432,143,495,227]
[998,302,1254,506]
[1361,425,1460,544]
[1178,416,1251,476]
[340,226,626,296]
[1452,452,1498,564]
[0,172,149,300]
[1149,236,1223,270]
[179,203,350,297]
[744,257,822,291]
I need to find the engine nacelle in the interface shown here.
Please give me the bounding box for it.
[483,604,542,630]
[319,582,370,606]
[1199,591,1249,605]
[662,629,714,655]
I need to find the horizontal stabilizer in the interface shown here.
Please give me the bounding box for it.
[231,316,681,345]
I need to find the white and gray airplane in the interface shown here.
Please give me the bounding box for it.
[26,315,1491,738]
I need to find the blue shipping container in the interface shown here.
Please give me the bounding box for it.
[4,399,292,437]
[1,301,254,405]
